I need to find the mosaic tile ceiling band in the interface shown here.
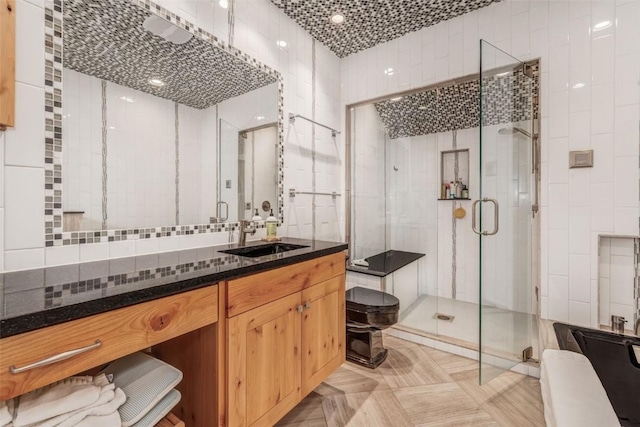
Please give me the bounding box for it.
[374,63,539,139]
[270,0,500,58]
[63,0,277,109]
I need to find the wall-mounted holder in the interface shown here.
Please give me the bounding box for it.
[289,188,341,199]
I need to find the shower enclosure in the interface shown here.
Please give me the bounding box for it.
[346,40,539,383]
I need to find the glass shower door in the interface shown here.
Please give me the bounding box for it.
[478,40,534,384]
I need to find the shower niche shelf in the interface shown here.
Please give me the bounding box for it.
[440,149,470,200]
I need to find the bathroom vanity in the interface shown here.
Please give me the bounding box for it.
[0,238,347,427]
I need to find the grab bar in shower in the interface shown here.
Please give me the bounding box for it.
[289,188,341,199]
[288,113,341,137]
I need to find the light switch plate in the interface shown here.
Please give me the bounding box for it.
[569,150,593,168]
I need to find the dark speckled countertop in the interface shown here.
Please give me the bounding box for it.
[0,238,348,338]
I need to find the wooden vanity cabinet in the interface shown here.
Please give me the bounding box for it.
[226,253,346,427]
[0,285,220,427]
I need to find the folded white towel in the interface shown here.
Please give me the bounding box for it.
[352,258,369,267]
[29,383,121,427]
[74,412,121,427]
[13,375,109,427]
[0,399,14,427]
[56,387,125,427]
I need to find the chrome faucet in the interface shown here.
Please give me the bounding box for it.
[238,219,256,246]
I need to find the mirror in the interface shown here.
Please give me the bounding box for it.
[60,0,280,232]
[217,84,279,222]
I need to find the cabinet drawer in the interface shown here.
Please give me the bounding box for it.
[0,284,218,401]
[226,252,345,317]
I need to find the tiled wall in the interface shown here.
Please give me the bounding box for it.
[598,236,637,328]
[351,104,386,259]
[341,0,640,326]
[352,117,531,313]
[0,0,343,273]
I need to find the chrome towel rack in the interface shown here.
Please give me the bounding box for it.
[289,188,341,199]
[289,113,341,137]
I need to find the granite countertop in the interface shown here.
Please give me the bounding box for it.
[0,238,348,338]
[346,250,424,277]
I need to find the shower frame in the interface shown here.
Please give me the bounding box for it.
[344,60,542,359]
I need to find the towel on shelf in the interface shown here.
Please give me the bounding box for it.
[73,412,121,427]
[56,387,125,427]
[1,399,14,427]
[30,383,125,427]
[12,375,110,427]
[1,398,14,427]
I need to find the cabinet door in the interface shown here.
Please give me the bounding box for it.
[300,274,346,396]
[228,292,302,427]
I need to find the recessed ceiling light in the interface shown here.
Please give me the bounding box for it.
[572,82,586,89]
[418,106,428,110]
[120,96,135,103]
[384,68,394,76]
[496,71,510,77]
[390,96,403,102]
[256,115,265,121]
[219,0,228,9]
[109,126,116,130]
[148,78,165,87]
[593,20,611,31]
[330,12,345,25]
[276,40,287,48]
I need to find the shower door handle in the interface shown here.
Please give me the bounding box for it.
[471,198,499,236]
[484,198,499,236]
[472,199,482,235]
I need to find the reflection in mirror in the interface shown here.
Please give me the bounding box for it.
[60,0,279,232]
[218,120,278,222]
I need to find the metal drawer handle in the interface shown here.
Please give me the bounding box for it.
[297,305,304,313]
[9,340,102,374]
[304,302,311,310]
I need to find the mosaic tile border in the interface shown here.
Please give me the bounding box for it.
[44,0,285,247]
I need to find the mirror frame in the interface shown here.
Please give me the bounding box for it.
[44,0,284,247]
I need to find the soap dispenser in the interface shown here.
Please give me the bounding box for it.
[266,209,277,239]
[251,209,262,221]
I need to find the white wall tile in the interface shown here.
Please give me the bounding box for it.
[613,156,639,207]
[569,254,591,302]
[590,84,615,134]
[4,248,44,271]
[568,207,591,254]
[108,240,136,259]
[591,34,614,85]
[79,242,110,262]
[4,167,44,250]
[4,83,45,168]
[45,245,80,267]
[569,300,591,326]
[548,230,569,275]
[135,238,160,255]
[614,105,640,157]
[15,0,44,87]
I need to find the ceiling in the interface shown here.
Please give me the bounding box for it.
[269,0,500,58]
[374,62,539,139]
[64,0,277,109]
